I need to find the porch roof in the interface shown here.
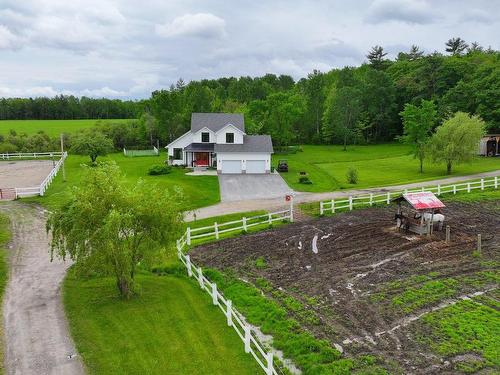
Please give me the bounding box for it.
[184,143,215,152]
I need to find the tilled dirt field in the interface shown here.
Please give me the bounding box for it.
[191,201,499,374]
[0,160,54,188]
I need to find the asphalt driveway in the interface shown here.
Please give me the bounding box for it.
[218,173,293,202]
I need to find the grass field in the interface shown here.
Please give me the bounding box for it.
[64,271,261,375]
[0,119,132,137]
[24,152,220,211]
[273,144,500,192]
[0,213,10,375]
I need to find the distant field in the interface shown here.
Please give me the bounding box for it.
[0,119,133,137]
[273,144,500,192]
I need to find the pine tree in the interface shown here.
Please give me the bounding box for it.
[445,37,468,56]
[366,45,388,68]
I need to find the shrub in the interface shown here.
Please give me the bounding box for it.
[299,176,312,184]
[346,167,358,184]
[148,164,172,175]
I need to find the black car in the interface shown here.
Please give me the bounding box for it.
[277,159,288,172]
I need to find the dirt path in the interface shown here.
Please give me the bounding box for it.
[0,202,84,375]
[186,170,500,220]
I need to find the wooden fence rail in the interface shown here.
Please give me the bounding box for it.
[319,176,499,215]
[176,208,293,374]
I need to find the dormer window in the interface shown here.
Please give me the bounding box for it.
[226,132,234,143]
[201,132,210,143]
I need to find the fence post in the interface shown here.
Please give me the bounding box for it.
[214,222,219,240]
[320,201,324,215]
[404,189,408,195]
[386,192,390,205]
[242,217,247,232]
[453,184,457,194]
[244,325,251,353]
[187,227,191,245]
[495,176,498,189]
[480,178,484,190]
[369,193,373,206]
[445,225,450,243]
[266,351,274,375]
[268,213,272,224]
[226,300,233,327]
[477,234,481,255]
[437,184,441,195]
[289,197,294,223]
[197,267,204,289]
[186,255,192,277]
[331,199,335,213]
[176,240,182,259]
[467,183,471,193]
[211,283,218,306]
[349,196,353,211]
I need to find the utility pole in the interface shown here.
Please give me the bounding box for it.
[60,133,66,182]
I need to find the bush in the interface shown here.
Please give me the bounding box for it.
[299,176,312,184]
[148,164,172,175]
[346,167,358,184]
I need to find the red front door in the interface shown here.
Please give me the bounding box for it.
[195,152,209,166]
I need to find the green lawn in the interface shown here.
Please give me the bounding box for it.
[273,144,500,192]
[0,119,132,137]
[23,152,220,211]
[0,212,10,375]
[64,272,261,375]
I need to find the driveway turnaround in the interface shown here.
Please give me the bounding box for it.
[0,202,85,375]
[218,173,292,202]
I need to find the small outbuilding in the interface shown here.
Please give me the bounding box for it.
[393,192,445,235]
[478,134,500,157]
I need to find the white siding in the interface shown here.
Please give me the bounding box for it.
[215,124,244,144]
[217,152,271,174]
[193,128,215,143]
[167,132,193,165]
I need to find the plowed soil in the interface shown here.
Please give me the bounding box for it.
[191,201,500,373]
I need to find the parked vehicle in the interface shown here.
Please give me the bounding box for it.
[277,160,288,172]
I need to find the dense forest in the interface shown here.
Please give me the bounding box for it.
[1,39,499,150]
[0,96,143,120]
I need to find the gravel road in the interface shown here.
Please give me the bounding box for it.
[0,202,84,375]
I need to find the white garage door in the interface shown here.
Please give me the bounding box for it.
[246,160,266,174]
[221,160,242,174]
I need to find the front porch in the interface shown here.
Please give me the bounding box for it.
[184,143,216,168]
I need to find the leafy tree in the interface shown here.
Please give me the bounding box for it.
[366,45,388,69]
[304,70,326,138]
[400,100,437,172]
[429,112,485,174]
[445,37,468,56]
[71,131,114,163]
[47,162,184,298]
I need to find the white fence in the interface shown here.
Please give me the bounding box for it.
[123,146,159,157]
[319,176,499,215]
[0,151,64,160]
[186,209,292,245]
[176,208,293,375]
[39,151,67,196]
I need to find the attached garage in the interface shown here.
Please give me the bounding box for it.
[246,160,266,174]
[221,160,242,174]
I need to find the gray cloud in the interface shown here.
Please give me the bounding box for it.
[365,0,436,25]
[0,0,498,99]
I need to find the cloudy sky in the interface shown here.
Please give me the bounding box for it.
[0,0,498,99]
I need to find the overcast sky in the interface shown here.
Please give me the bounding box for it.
[0,0,498,99]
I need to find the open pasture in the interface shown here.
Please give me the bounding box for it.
[191,201,500,373]
[0,119,132,137]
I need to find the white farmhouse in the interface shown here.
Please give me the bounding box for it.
[166,113,274,174]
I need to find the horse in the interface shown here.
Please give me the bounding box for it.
[394,213,410,233]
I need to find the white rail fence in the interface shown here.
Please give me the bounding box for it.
[186,209,292,245]
[319,176,499,215]
[0,152,67,198]
[0,151,64,160]
[123,146,159,157]
[176,208,293,375]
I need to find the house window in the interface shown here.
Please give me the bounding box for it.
[173,148,182,160]
[201,132,210,143]
[226,133,234,143]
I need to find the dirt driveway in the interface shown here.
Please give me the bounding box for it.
[0,202,84,375]
[0,160,54,188]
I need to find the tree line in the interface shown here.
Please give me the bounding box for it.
[0,96,143,120]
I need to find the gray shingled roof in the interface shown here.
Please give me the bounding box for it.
[214,135,273,153]
[191,113,245,133]
[184,143,215,152]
